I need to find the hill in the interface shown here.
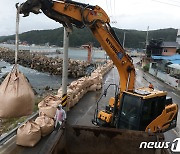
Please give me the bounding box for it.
[0,27,177,48]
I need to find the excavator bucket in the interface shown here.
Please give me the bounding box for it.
[52,125,168,154]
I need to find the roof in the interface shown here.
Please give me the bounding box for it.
[125,88,167,100]
[152,54,180,61]
[168,64,180,70]
[161,42,179,48]
[170,60,180,64]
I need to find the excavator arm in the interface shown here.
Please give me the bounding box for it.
[19,0,135,95]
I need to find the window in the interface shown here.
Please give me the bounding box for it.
[163,49,168,52]
[118,94,142,130]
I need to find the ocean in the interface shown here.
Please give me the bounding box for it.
[0,44,106,94]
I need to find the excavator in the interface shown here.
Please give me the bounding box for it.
[18,0,178,153]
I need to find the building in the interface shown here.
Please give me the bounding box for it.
[147,39,179,56]
[176,29,180,45]
[161,42,179,56]
[149,55,180,89]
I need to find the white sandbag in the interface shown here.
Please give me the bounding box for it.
[89,84,97,91]
[57,88,62,96]
[16,120,41,147]
[35,116,54,137]
[69,81,78,89]
[68,99,75,108]
[0,65,34,118]
[96,83,102,90]
[73,96,79,105]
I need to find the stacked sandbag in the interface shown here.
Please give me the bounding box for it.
[38,95,61,118]
[56,60,113,108]
[88,69,103,91]
[35,116,54,136]
[0,65,35,118]
[16,121,41,147]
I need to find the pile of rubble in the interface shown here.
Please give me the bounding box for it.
[0,47,89,78]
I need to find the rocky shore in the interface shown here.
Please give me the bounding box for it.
[0,47,91,78]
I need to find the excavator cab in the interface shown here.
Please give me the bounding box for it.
[94,87,178,133]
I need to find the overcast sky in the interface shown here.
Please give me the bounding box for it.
[0,0,180,36]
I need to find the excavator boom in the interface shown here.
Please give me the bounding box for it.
[19,0,135,95]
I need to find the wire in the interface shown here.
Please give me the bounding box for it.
[113,0,116,15]
[167,0,180,4]
[151,0,180,7]
[109,0,113,16]
[106,0,110,14]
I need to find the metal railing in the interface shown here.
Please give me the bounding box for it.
[0,112,38,146]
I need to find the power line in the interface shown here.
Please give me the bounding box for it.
[167,0,180,4]
[113,0,116,15]
[109,0,113,16]
[151,0,180,7]
[106,0,110,14]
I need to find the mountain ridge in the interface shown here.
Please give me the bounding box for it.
[0,27,177,48]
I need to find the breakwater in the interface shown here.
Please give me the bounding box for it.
[0,47,90,78]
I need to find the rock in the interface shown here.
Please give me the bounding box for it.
[45,86,50,90]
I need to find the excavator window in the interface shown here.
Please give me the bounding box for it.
[140,96,166,131]
[117,93,142,130]
[117,93,166,131]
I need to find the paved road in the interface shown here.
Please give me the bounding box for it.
[68,58,180,145]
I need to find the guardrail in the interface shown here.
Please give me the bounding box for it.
[0,112,38,146]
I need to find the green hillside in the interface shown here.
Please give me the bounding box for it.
[0,27,177,48]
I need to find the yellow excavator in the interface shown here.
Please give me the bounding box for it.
[19,0,178,134]
[18,1,178,153]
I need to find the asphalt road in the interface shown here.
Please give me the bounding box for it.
[67,58,180,145]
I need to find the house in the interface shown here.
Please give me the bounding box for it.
[167,63,180,78]
[147,39,179,56]
[161,42,179,56]
[149,55,180,89]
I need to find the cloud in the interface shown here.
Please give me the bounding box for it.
[0,0,180,36]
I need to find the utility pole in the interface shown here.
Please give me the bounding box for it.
[62,27,70,113]
[15,4,20,65]
[145,26,149,56]
[123,32,126,49]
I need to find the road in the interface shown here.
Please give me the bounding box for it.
[68,57,180,144]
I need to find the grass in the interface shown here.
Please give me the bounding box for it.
[0,95,44,135]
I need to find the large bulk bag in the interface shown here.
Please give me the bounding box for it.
[38,95,59,118]
[0,65,34,118]
[38,95,60,108]
[35,116,54,136]
[16,120,41,147]
[39,105,57,118]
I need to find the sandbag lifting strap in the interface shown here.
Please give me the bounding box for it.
[15,5,20,65]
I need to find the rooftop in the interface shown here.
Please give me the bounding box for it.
[161,42,179,48]
[168,64,180,70]
[152,55,180,64]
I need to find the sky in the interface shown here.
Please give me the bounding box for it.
[0,0,180,36]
